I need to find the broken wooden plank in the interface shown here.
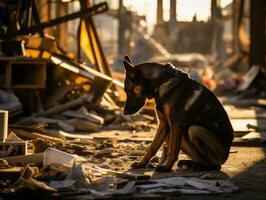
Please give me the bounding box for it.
[8,123,46,133]
[18,94,90,124]
[50,55,113,103]
[0,167,23,180]
[31,117,75,132]
[66,119,99,132]
[36,94,89,117]
[4,153,44,165]
[11,129,67,144]
[62,108,104,125]
[74,119,99,132]
[12,129,85,151]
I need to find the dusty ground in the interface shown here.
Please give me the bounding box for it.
[176,142,266,200]
[2,111,265,200]
[88,130,266,200]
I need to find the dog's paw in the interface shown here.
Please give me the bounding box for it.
[130,161,146,169]
[155,165,172,172]
[177,160,221,171]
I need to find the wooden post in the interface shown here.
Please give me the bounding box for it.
[157,0,163,25]
[79,0,112,77]
[169,0,177,52]
[118,0,132,60]
[250,0,266,71]
[169,0,176,25]
[56,1,68,50]
[37,0,52,35]
[118,0,125,58]
[232,0,240,54]
[211,0,217,22]
[0,110,8,142]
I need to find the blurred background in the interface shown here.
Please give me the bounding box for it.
[0,0,265,117]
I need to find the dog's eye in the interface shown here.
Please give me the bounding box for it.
[134,86,141,94]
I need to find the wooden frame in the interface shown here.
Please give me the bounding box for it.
[0,59,46,89]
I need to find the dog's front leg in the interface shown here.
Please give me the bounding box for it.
[131,113,168,169]
[155,122,182,172]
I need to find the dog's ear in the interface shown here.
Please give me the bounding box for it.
[124,59,135,78]
[124,55,132,64]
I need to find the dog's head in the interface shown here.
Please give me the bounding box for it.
[123,56,147,115]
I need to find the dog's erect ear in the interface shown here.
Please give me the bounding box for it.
[124,59,135,78]
[124,55,132,64]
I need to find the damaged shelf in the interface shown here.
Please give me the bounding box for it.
[0,57,46,89]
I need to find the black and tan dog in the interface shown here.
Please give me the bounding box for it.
[123,56,234,172]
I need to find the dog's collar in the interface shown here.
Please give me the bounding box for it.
[154,69,189,102]
[156,78,181,98]
[143,63,189,100]
[146,76,170,99]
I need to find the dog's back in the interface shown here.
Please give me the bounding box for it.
[154,64,233,143]
[184,81,234,143]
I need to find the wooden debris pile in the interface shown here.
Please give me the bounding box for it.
[0,130,239,200]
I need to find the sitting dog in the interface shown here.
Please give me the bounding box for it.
[123,56,234,172]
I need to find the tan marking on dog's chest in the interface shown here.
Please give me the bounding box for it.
[163,104,171,116]
[158,78,178,98]
[184,88,202,111]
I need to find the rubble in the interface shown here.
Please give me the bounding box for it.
[0,124,241,199]
[0,0,265,199]
[0,90,22,117]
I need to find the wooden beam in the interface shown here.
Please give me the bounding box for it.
[157,0,163,24]
[250,0,266,71]
[79,0,112,77]
[232,0,240,53]
[56,1,68,50]
[118,0,126,57]
[211,0,217,22]
[19,2,108,34]
[36,0,51,35]
[169,0,176,24]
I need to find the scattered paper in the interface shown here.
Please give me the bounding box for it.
[137,176,239,194]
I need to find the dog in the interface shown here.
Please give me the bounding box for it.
[123,56,234,172]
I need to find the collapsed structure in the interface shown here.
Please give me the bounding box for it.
[0,0,265,199]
